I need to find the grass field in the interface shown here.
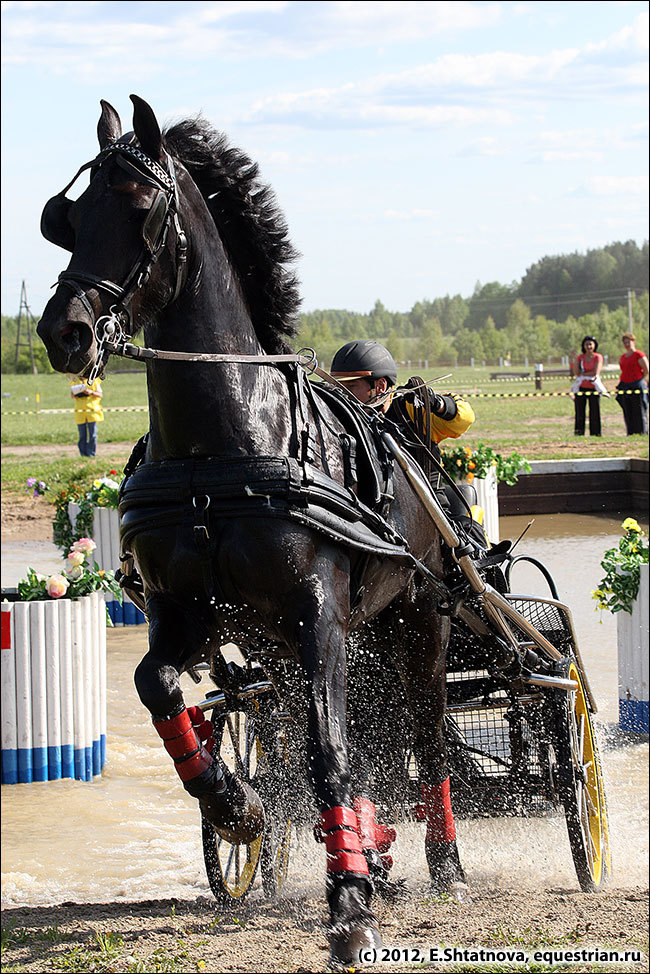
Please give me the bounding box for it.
[2,367,647,497]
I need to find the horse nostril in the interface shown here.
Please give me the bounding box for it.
[57,321,90,355]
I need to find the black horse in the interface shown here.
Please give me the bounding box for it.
[37,96,465,965]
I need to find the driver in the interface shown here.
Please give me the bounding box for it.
[330,339,484,538]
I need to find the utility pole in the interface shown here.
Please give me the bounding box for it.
[627,288,634,332]
[13,281,38,374]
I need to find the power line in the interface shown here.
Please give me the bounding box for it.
[467,287,644,308]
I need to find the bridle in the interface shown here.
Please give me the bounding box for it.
[42,136,188,380]
[41,139,372,391]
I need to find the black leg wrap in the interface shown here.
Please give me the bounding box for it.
[425,839,467,893]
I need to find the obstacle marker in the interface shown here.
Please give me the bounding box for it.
[1,591,107,784]
[617,563,649,734]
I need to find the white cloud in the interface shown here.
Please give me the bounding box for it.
[326,1,501,41]
[584,174,649,197]
[383,208,440,220]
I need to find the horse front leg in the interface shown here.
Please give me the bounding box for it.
[292,558,381,967]
[134,596,263,844]
[396,612,468,898]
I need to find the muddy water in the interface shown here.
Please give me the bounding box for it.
[2,513,648,907]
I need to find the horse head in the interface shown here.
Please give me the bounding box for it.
[37,95,188,377]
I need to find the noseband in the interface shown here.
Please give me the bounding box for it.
[42,137,188,379]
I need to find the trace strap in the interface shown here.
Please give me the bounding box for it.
[100,338,318,368]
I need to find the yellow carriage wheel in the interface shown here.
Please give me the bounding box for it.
[202,708,293,906]
[556,662,610,892]
[202,709,263,907]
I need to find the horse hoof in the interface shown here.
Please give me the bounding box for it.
[200,780,264,845]
[329,924,382,969]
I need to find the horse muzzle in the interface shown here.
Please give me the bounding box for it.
[37,290,98,376]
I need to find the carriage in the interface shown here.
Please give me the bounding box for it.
[36,95,611,966]
[185,508,611,907]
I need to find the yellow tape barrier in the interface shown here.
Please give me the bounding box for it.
[2,390,645,415]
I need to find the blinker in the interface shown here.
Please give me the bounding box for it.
[41,194,75,252]
[143,189,169,253]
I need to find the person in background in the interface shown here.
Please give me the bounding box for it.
[570,336,605,436]
[616,332,649,435]
[69,375,104,456]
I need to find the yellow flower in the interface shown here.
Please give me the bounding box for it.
[466,472,475,483]
[468,461,476,471]
[622,517,641,533]
[464,447,472,457]
[456,459,463,467]
[93,479,102,489]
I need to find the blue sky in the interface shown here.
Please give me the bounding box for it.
[1,1,648,316]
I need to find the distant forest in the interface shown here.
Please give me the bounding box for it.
[2,239,648,373]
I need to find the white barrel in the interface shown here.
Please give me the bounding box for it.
[58,598,75,779]
[14,603,33,783]
[70,597,89,781]
[470,467,500,544]
[29,601,49,781]
[0,593,107,784]
[98,591,107,767]
[1,603,18,784]
[67,503,146,626]
[617,562,649,733]
[44,601,62,781]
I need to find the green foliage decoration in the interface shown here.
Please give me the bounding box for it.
[592,518,649,615]
[440,442,531,485]
[52,470,121,553]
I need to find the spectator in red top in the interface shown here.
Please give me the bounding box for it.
[617,332,649,435]
[572,336,604,436]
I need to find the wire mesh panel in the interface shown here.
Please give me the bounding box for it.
[445,696,557,817]
[505,596,575,655]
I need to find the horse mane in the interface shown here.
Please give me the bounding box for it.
[163,117,301,354]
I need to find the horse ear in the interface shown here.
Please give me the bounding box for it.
[131,94,163,162]
[97,100,122,149]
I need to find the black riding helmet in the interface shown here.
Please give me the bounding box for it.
[330,340,398,387]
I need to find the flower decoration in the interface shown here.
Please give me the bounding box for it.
[440,443,530,485]
[46,574,70,599]
[25,477,48,499]
[17,545,122,605]
[592,519,649,615]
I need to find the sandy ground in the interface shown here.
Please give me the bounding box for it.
[2,888,648,972]
[1,494,648,972]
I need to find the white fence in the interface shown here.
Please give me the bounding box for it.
[68,504,146,626]
[617,562,649,734]
[1,591,107,784]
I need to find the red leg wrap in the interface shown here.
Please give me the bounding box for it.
[152,707,214,783]
[353,796,397,854]
[420,778,456,843]
[320,806,369,877]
